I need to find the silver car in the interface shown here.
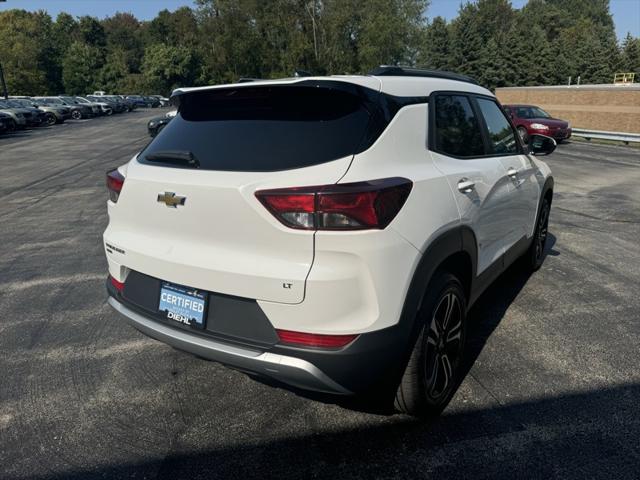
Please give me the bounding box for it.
[0,100,28,129]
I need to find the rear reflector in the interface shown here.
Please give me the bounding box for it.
[255,177,412,230]
[109,275,124,292]
[106,169,125,203]
[276,329,358,348]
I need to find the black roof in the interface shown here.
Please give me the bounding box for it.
[368,66,479,85]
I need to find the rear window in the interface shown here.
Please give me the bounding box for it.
[139,85,376,172]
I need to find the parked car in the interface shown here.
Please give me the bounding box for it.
[104,67,556,418]
[126,95,152,108]
[150,94,170,107]
[12,98,68,125]
[106,95,130,113]
[88,95,127,114]
[0,100,29,129]
[59,96,101,117]
[143,95,161,108]
[0,112,12,133]
[113,95,137,112]
[3,99,48,127]
[35,97,86,120]
[503,104,572,143]
[147,110,175,137]
[76,96,113,116]
[47,96,94,119]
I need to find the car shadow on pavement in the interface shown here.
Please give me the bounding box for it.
[461,231,558,384]
[24,382,638,480]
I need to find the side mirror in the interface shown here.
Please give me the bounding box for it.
[529,134,556,156]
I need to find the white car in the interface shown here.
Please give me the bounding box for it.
[104,67,555,417]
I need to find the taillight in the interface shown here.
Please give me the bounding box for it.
[255,178,412,230]
[109,275,124,292]
[276,329,358,349]
[106,169,125,203]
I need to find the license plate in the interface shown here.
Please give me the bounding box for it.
[158,282,207,328]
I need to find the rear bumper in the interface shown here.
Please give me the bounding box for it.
[108,295,352,395]
[105,269,411,396]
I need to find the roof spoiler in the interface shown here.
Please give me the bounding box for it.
[368,66,479,85]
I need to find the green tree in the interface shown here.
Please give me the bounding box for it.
[62,41,103,94]
[559,17,617,84]
[142,43,198,94]
[621,33,640,76]
[418,17,451,70]
[0,10,50,94]
[102,12,144,72]
[99,48,130,93]
[78,16,107,47]
[449,2,486,81]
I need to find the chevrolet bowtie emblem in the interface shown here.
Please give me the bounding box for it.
[157,192,186,208]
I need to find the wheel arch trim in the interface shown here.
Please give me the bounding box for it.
[394,225,478,356]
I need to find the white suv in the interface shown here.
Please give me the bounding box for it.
[104,67,555,417]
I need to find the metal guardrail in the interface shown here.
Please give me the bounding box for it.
[572,128,640,144]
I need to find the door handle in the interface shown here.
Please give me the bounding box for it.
[507,168,518,178]
[457,178,475,193]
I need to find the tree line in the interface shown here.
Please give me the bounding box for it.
[0,0,638,96]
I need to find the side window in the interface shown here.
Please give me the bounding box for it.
[433,95,485,157]
[476,98,519,155]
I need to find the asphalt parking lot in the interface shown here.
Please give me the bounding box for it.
[1,111,639,479]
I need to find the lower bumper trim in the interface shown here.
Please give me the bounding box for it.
[107,297,351,395]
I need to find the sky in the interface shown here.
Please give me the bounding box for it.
[1,0,638,41]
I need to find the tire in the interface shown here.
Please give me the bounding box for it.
[522,196,551,272]
[71,110,82,120]
[6,119,17,131]
[517,126,529,144]
[395,272,467,418]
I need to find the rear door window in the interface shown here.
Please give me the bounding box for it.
[432,94,485,158]
[139,85,377,172]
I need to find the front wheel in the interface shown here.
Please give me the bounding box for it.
[395,273,467,418]
[522,197,550,272]
[71,110,82,120]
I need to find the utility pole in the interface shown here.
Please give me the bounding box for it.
[0,60,7,99]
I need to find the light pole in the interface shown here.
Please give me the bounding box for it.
[0,60,7,99]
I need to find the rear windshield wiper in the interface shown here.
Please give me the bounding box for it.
[144,150,200,168]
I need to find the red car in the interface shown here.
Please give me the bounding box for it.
[504,104,572,144]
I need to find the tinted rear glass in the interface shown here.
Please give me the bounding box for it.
[139,85,375,172]
[433,95,485,157]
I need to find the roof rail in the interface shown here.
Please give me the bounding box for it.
[237,77,261,83]
[368,66,479,85]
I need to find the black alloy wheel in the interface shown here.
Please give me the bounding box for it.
[395,273,467,417]
[533,198,550,268]
[423,290,465,403]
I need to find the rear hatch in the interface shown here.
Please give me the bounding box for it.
[105,79,381,304]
